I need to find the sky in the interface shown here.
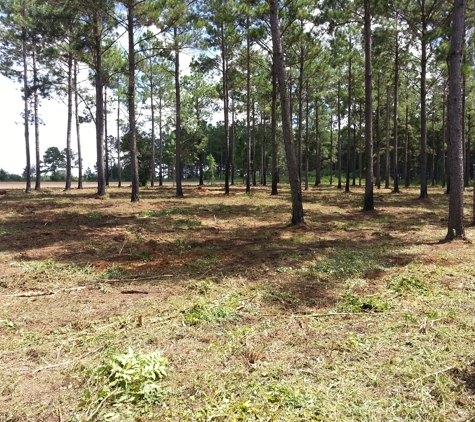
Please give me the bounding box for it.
[0,49,208,177]
[0,75,99,176]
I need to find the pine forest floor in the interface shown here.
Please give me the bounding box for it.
[1,183,475,421]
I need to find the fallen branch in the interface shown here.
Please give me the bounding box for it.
[4,286,87,298]
[295,312,367,318]
[120,289,150,294]
[86,390,118,421]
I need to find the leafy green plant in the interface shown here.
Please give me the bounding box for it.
[183,303,237,325]
[81,349,167,419]
[205,154,217,184]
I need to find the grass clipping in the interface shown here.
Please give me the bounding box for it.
[81,349,167,420]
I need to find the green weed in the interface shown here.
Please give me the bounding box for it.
[183,302,237,325]
[80,349,167,420]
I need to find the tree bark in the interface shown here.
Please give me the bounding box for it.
[315,99,321,186]
[93,11,105,197]
[150,62,155,187]
[393,17,399,193]
[446,0,466,239]
[419,3,429,199]
[33,50,41,191]
[404,102,410,188]
[271,65,278,196]
[363,0,374,211]
[117,94,122,188]
[375,71,381,189]
[269,0,304,225]
[74,60,83,189]
[385,88,390,189]
[246,16,251,193]
[337,80,342,189]
[128,2,139,202]
[174,25,183,197]
[345,41,352,193]
[221,24,230,195]
[65,51,73,191]
[104,88,109,187]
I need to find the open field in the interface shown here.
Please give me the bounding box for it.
[1,183,475,421]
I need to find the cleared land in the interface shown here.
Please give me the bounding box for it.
[0,183,474,421]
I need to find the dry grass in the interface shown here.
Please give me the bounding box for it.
[0,183,475,421]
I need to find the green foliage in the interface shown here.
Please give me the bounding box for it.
[0,168,22,181]
[205,153,217,184]
[387,272,429,294]
[42,147,77,180]
[81,349,167,419]
[336,291,389,313]
[183,302,237,325]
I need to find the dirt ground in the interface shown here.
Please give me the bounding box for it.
[1,183,475,421]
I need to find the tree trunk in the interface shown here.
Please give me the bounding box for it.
[463,72,467,187]
[174,26,183,197]
[393,20,399,193]
[337,80,342,189]
[22,6,31,194]
[329,113,334,185]
[221,24,230,195]
[93,11,105,197]
[375,71,381,189]
[74,60,83,189]
[128,2,139,202]
[231,97,235,185]
[271,65,278,196]
[246,16,251,193]
[269,0,304,225]
[363,0,374,211]
[297,47,304,184]
[104,88,109,187]
[419,7,428,199]
[385,88,390,189]
[33,50,41,191]
[441,89,446,189]
[446,0,466,239]
[304,85,309,191]
[117,94,122,188]
[158,95,163,186]
[404,103,410,188]
[345,43,352,193]
[65,51,73,191]
[315,99,321,186]
[261,113,267,186]
[150,65,155,187]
